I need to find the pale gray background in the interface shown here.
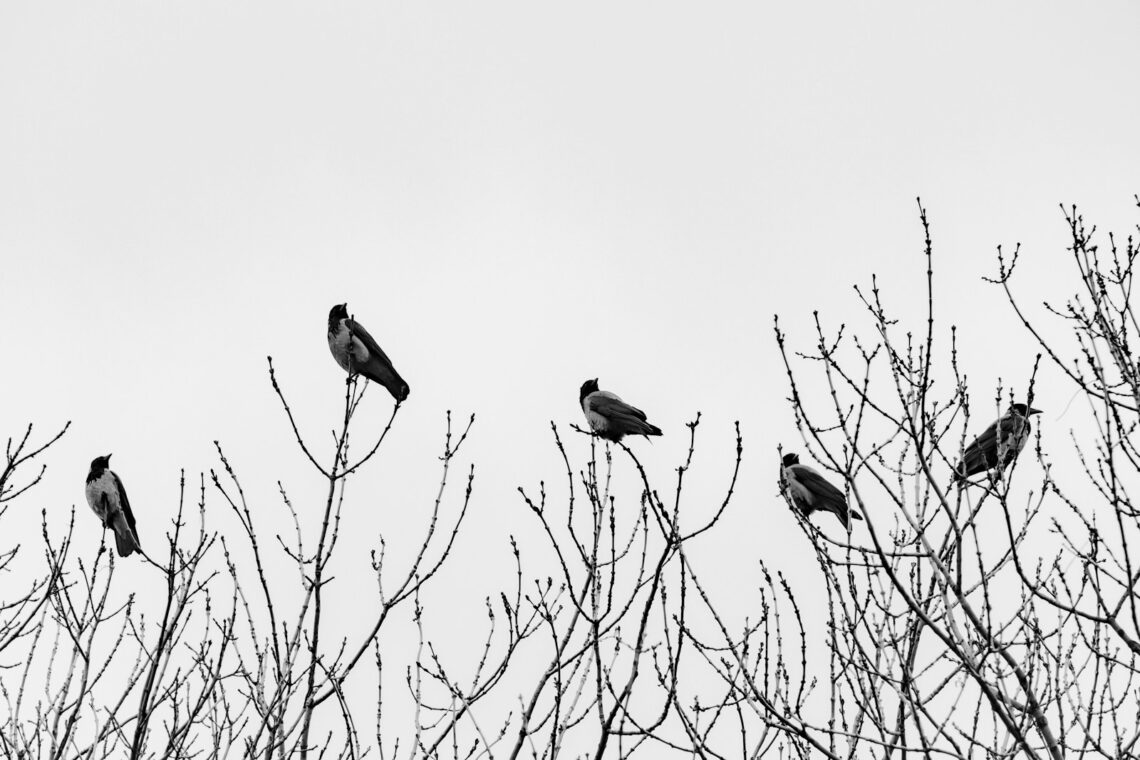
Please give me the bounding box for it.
[2,0,1139,743]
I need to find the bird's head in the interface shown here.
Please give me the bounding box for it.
[89,454,112,472]
[579,378,599,404]
[1011,403,1042,417]
[781,452,800,467]
[328,303,349,325]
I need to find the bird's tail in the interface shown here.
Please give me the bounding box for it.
[110,511,141,557]
[366,365,410,403]
[644,423,663,437]
[839,506,863,531]
[390,375,410,403]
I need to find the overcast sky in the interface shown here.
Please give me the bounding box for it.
[3,0,1139,742]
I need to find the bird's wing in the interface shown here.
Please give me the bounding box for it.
[958,418,1000,475]
[112,472,140,546]
[790,464,846,504]
[790,464,853,528]
[345,318,396,366]
[589,392,648,422]
[110,510,140,557]
[346,318,409,401]
[780,466,813,507]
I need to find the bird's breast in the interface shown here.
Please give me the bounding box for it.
[585,409,609,432]
[84,471,120,517]
[783,468,815,505]
[998,421,1030,459]
[582,398,609,432]
[328,322,357,372]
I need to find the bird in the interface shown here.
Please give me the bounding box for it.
[579,378,662,443]
[780,452,862,530]
[954,403,1041,485]
[84,454,142,558]
[327,303,409,402]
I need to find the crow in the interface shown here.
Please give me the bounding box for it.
[954,403,1041,485]
[780,452,862,530]
[327,303,409,402]
[579,378,662,443]
[85,454,142,557]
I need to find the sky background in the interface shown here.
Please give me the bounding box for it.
[2,0,1140,746]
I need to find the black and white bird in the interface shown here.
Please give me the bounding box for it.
[327,303,409,402]
[954,403,1041,484]
[780,452,862,530]
[84,455,142,558]
[579,378,662,443]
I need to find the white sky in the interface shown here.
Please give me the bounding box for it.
[2,0,1140,747]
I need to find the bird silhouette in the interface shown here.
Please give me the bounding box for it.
[780,452,862,530]
[85,454,142,557]
[579,378,662,443]
[327,303,409,402]
[954,403,1041,485]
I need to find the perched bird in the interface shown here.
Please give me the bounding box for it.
[579,378,662,443]
[84,455,142,557]
[954,403,1041,484]
[327,303,409,402]
[780,452,862,530]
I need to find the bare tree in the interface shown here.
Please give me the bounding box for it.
[9,198,1140,759]
[0,360,475,759]
[773,198,1140,759]
[404,416,826,759]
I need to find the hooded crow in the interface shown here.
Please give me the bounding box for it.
[327,303,409,402]
[780,452,862,530]
[85,455,142,557]
[579,379,662,443]
[954,403,1041,484]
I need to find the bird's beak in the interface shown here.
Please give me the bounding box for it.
[106,453,113,461]
[1029,407,1042,415]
